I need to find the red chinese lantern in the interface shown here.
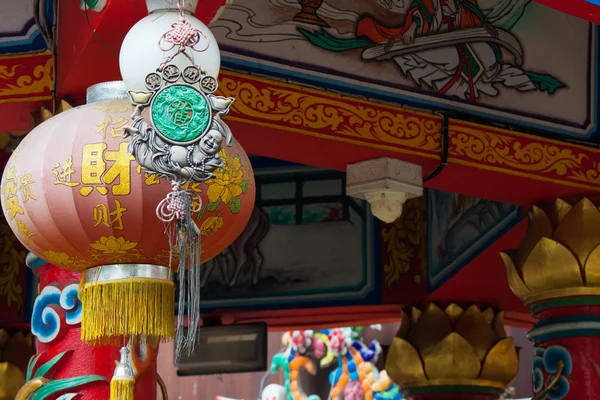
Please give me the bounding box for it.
[1,83,255,346]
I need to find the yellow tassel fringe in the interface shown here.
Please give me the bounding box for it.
[110,377,135,400]
[80,278,174,345]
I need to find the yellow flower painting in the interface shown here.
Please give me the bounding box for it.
[206,150,244,205]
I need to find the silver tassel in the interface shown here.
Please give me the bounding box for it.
[157,183,202,361]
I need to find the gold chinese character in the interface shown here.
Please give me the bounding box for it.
[80,143,108,196]
[93,200,128,230]
[80,142,134,197]
[16,220,35,244]
[136,165,160,186]
[95,116,128,138]
[19,172,36,203]
[2,165,24,220]
[52,156,80,187]
[104,143,135,195]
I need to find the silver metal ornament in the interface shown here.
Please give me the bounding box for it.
[124,64,235,184]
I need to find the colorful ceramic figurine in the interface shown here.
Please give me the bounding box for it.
[263,326,402,400]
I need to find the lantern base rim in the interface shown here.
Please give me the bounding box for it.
[84,263,172,283]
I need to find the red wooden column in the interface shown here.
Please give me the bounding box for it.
[24,254,159,399]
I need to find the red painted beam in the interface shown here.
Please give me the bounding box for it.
[56,0,226,97]
[534,0,600,24]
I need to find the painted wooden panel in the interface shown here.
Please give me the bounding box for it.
[211,1,598,140]
[0,0,54,54]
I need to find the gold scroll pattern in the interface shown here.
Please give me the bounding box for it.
[0,58,53,98]
[218,75,442,154]
[216,71,600,190]
[450,121,600,190]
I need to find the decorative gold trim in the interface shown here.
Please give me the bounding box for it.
[0,58,52,98]
[212,72,600,193]
[0,52,53,61]
[524,287,600,305]
[217,72,442,159]
[401,378,507,390]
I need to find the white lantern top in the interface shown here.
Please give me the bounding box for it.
[119,0,220,93]
[146,0,198,13]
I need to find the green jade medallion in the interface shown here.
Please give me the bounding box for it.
[151,85,211,144]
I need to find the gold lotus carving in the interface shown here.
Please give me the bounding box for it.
[385,304,518,391]
[502,198,600,304]
[0,329,34,400]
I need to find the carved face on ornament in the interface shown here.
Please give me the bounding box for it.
[261,384,287,400]
[199,130,223,155]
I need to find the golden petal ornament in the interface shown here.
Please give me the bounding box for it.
[500,251,532,300]
[493,311,507,339]
[422,332,481,380]
[39,106,54,122]
[585,244,600,287]
[554,198,600,267]
[482,307,495,325]
[455,305,498,361]
[0,362,26,400]
[411,306,422,325]
[0,329,8,348]
[552,198,572,227]
[479,338,519,385]
[518,205,552,268]
[397,309,411,339]
[522,238,582,293]
[444,304,464,326]
[385,337,427,386]
[408,304,453,356]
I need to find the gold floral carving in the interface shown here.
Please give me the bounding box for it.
[502,198,600,305]
[217,75,441,155]
[381,197,425,288]
[386,304,518,392]
[450,121,600,190]
[0,58,53,98]
[0,220,25,312]
[0,329,34,400]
